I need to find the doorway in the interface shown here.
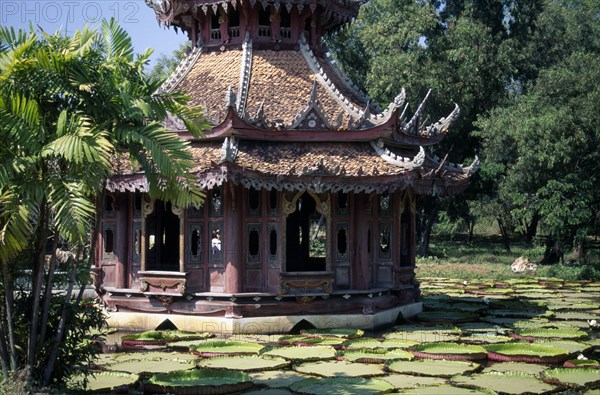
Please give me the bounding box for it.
[285,193,327,272]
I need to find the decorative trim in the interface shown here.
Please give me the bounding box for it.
[158,45,202,93]
[428,154,480,176]
[298,33,365,121]
[323,49,375,109]
[237,32,253,115]
[370,139,425,169]
[221,136,238,163]
[396,90,460,139]
[288,80,338,130]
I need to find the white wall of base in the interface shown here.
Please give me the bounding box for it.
[105,302,422,334]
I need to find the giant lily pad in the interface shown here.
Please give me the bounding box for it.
[262,346,336,361]
[121,330,174,347]
[532,339,591,353]
[416,311,479,324]
[68,371,138,393]
[410,342,487,361]
[277,335,345,347]
[395,384,492,394]
[563,359,600,368]
[289,377,393,395]
[103,355,197,374]
[339,348,413,363]
[485,343,570,363]
[385,326,461,343]
[143,369,253,394]
[452,371,556,394]
[512,327,588,341]
[483,362,547,375]
[386,359,480,377]
[301,328,364,339]
[189,340,264,356]
[381,374,445,390]
[542,367,600,387]
[294,360,385,377]
[198,355,289,371]
[249,371,312,388]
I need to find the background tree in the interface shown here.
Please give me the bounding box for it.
[327,0,518,255]
[476,0,600,261]
[0,20,208,388]
[147,42,192,82]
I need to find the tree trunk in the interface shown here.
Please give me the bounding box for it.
[39,234,59,347]
[497,217,511,253]
[0,328,8,379]
[42,247,81,386]
[2,260,17,371]
[418,202,438,257]
[467,218,475,243]
[525,212,540,246]
[575,237,585,262]
[27,202,48,381]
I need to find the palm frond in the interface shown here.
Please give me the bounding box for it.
[101,18,133,60]
[0,190,36,263]
[47,177,95,245]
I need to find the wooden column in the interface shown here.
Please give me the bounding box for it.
[352,193,369,290]
[224,182,243,293]
[114,194,128,288]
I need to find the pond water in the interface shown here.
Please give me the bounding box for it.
[72,277,600,394]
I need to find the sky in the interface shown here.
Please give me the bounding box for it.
[0,0,189,66]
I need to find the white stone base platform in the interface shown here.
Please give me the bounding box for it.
[105,302,422,334]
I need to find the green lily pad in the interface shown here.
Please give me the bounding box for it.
[424,301,487,313]
[384,327,461,343]
[553,311,598,320]
[395,384,493,394]
[452,371,556,394]
[482,362,547,375]
[189,340,264,356]
[262,346,336,361]
[542,367,600,387]
[197,355,289,371]
[417,311,479,324]
[301,328,364,339]
[488,309,550,318]
[242,389,294,395]
[532,339,591,353]
[513,327,588,340]
[485,343,570,363]
[289,377,394,395]
[386,359,480,377]
[144,369,253,394]
[462,334,513,344]
[103,356,196,374]
[563,359,600,368]
[342,338,381,349]
[68,371,138,393]
[340,348,413,363]
[379,339,420,349]
[249,371,312,388]
[410,342,487,361]
[277,335,346,347]
[381,374,445,389]
[294,360,385,377]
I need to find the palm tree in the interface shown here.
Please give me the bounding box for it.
[0,20,207,387]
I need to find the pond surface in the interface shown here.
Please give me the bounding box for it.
[73,277,600,394]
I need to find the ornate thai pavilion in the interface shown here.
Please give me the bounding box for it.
[95,0,478,333]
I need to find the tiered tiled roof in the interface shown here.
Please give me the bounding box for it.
[133,0,479,196]
[107,138,478,195]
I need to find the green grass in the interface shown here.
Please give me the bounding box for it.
[416,234,600,281]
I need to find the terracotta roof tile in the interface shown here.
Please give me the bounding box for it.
[245,50,314,125]
[176,50,243,124]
